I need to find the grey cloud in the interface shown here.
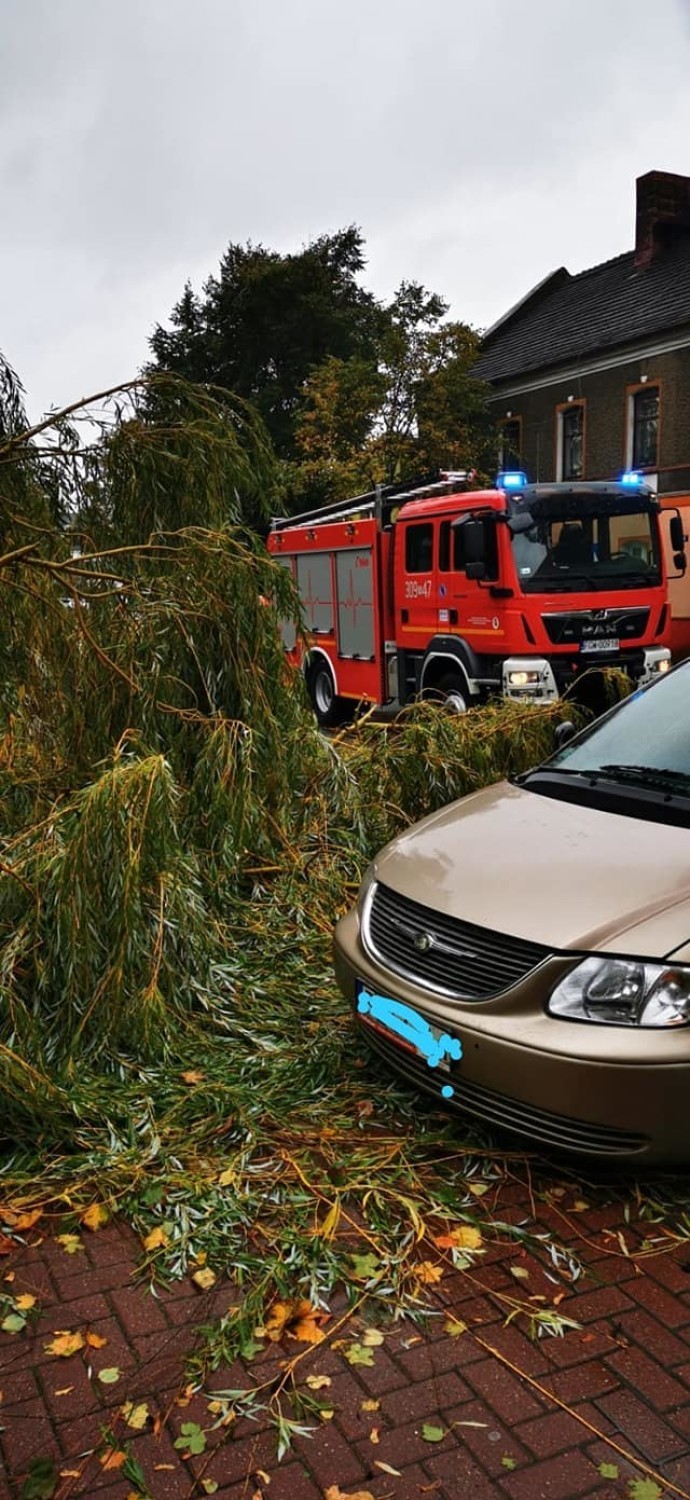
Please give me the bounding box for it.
[1,0,689,417]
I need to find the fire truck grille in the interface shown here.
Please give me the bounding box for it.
[541,608,649,646]
[364,882,550,998]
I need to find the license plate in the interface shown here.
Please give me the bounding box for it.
[356,985,462,1083]
[581,637,619,653]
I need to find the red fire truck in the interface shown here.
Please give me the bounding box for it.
[267,470,683,725]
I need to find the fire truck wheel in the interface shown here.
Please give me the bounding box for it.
[438,673,468,714]
[307,660,343,727]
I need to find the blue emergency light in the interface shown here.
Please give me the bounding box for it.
[496,470,528,490]
[620,470,644,486]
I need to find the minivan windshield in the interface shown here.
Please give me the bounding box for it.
[547,665,690,787]
[511,505,660,594]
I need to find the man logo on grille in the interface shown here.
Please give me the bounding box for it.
[413,931,434,953]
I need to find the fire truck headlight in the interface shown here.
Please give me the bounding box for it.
[508,669,540,687]
[658,658,671,674]
[548,956,690,1027]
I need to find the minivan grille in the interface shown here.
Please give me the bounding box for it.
[364,882,550,998]
[363,1029,648,1156]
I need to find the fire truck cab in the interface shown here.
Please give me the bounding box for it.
[268,470,679,725]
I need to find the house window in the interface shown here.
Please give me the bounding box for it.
[499,419,522,469]
[556,403,585,480]
[631,386,659,469]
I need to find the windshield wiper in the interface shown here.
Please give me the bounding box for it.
[596,764,690,792]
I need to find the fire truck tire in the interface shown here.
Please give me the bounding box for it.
[307,660,345,728]
[437,672,469,714]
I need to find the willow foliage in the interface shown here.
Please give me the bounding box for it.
[0,360,582,1206]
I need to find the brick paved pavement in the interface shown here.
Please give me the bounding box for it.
[3,1178,690,1499]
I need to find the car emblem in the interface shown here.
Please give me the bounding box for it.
[413,931,434,953]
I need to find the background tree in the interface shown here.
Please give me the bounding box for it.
[148,228,382,460]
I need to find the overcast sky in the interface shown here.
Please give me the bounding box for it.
[2,0,690,419]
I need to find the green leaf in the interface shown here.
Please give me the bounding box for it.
[628,1482,663,1500]
[501,1456,517,1471]
[349,1252,380,1280]
[122,1452,150,1494]
[344,1342,375,1367]
[174,1421,207,1455]
[97,1366,121,1385]
[1,1312,26,1333]
[421,1423,446,1443]
[598,1463,619,1479]
[21,1458,58,1499]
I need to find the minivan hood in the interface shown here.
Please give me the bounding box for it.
[373,782,690,958]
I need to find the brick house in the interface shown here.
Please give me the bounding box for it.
[474,171,690,493]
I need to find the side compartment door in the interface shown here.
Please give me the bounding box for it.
[335,547,375,660]
[295,552,335,640]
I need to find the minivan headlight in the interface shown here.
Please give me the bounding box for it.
[548,955,690,1027]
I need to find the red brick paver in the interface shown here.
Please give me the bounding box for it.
[3,1187,690,1498]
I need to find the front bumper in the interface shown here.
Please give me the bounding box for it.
[334,906,690,1163]
[502,648,671,702]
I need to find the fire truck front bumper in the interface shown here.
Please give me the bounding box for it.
[502,648,671,702]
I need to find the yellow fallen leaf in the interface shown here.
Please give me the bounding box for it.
[263,1298,327,1344]
[192,1267,217,1291]
[143,1226,169,1251]
[571,1200,589,1213]
[319,1408,335,1421]
[324,1489,375,1500]
[444,1317,467,1337]
[122,1400,149,1430]
[369,1426,380,1444]
[45,1329,85,1357]
[100,1447,126,1470]
[361,1399,379,1411]
[292,1313,327,1345]
[306,1375,331,1390]
[217,1167,236,1187]
[81,1203,109,1232]
[510,1265,530,1281]
[54,1387,75,1396]
[59,1470,82,1479]
[434,1225,483,1252]
[361,1329,384,1347]
[0,1207,43,1231]
[181,1070,205,1085]
[86,1329,108,1348]
[374,1463,402,1477]
[56,1233,84,1255]
[415,1261,444,1285]
[14,1294,36,1311]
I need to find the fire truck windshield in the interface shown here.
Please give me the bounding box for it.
[510,506,661,593]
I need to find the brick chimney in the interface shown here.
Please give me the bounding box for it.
[635,170,690,269]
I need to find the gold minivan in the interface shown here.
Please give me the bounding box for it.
[334,663,690,1163]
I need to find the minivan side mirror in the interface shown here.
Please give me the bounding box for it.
[553,720,576,750]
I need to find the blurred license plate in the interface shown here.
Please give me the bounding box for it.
[356,984,461,1074]
[581,637,619,653]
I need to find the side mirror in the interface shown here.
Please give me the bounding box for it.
[553,720,576,750]
[459,518,487,566]
[670,514,685,552]
[674,551,687,574]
